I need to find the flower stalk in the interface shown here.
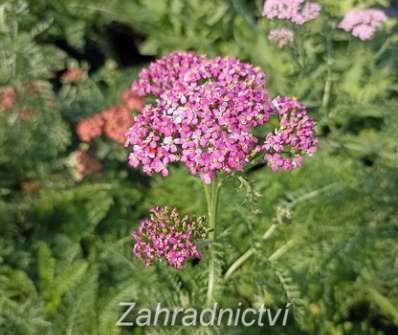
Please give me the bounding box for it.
[224,223,277,281]
[322,23,334,115]
[204,177,222,306]
[224,236,296,281]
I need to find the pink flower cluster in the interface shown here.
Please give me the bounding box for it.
[263,0,321,25]
[339,9,388,41]
[102,105,135,144]
[268,28,295,48]
[76,114,104,142]
[76,90,142,144]
[132,207,206,269]
[262,97,318,171]
[61,67,87,83]
[0,87,17,110]
[69,149,102,181]
[126,52,272,184]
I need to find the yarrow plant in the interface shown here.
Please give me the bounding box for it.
[263,0,322,25]
[268,28,295,48]
[127,0,393,310]
[339,9,388,41]
[127,51,318,305]
[132,207,206,269]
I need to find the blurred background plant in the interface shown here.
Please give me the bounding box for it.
[0,0,397,334]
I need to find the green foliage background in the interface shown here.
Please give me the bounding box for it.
[0,0,397,334]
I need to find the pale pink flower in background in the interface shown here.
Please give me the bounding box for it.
[339,9,388,41]
[0,87,17,110]
[268,28,295,48]
[69,149,102,181]
[263,0,321,25]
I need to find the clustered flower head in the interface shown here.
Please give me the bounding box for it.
[126,52,273,184]
[339,9,388,41]
[20,180,42,195]
[76,114,104,142]
[76,90,142,144]
[61,67,87,83]
[268,28,295,48]
[69,149,102,181]
[132,207,207,269]
[263,0,321,25]
[0,86,17,110]
[19,108,37,121]
[262,97,318,171]
[0,85,43,121]
[102,105,135,144]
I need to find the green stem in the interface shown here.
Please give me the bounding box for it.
[224,237,296,281]
[223,223,277,281]
[374,36,392,62]
[367,288,398,326]
[322,24,334,114]
[204,177,221,306]
[268,239,296,262]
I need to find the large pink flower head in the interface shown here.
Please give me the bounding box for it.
[339,9,388,41]
[132,207,206,269]
[263,0,322,25]
[126,52,318,183]
[262,97,318,171]
[126,52,272,183]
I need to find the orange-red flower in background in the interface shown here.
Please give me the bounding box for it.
[76,90,142,144]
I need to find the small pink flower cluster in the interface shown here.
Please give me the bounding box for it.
[102,106,135,144]
[20,180,42,195]
[263,0,321,25]
[0,85,51,121]
[70,149,102,181]
[126,52,272,184]
[76,114,104,142]
[132,207,206,269]
[268,28,295,48]
[0,86,17,110]
[76,90,142,144]
[61,67,87,83]
[339,9,388,41]
[262,97,318,171]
